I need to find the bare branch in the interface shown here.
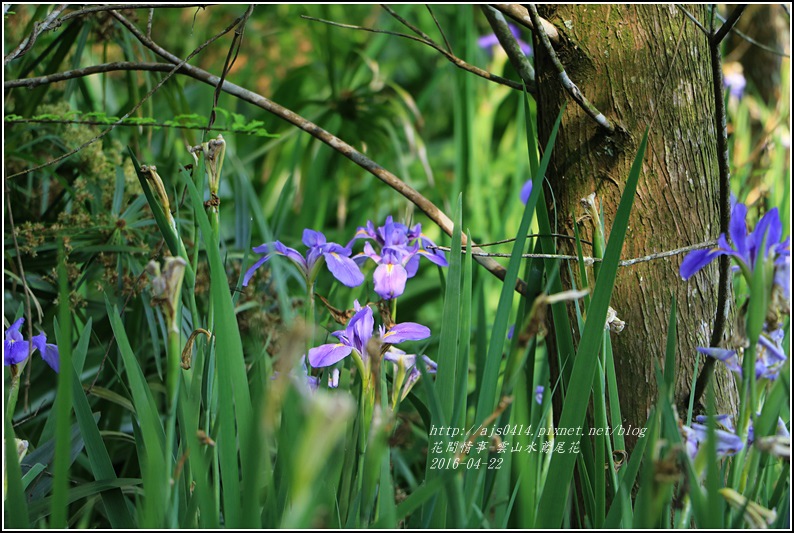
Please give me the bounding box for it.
[481,5,535,85]
[4,4,68,66]
[4,62,178,89]
[301,14,531,94]
[693,6,736,406]
[527,4,615,134]
[379,4,435,42]
[453,234,592,248]
[677,4,709,35]
[6,9,248,180]
[490,4,559,43]
[711,7,790,57]
[430,239,719,267]
[147,8,154,38]
[110,10,529,297]
[56,4,212,25]
[712,5,747,45]
[208,5,254,131]
[425,5,452,54]
[617,241,718,267]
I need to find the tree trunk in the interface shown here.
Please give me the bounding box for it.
[533,4,738,450]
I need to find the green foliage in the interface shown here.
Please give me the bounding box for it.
[4,107,276,136]
[3,4,789,530]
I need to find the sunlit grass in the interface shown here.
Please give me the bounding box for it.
[3,4,789,529]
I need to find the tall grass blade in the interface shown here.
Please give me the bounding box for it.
[436,194,463,423]
[50,242,74,528]
[474,103,564,424]
[179,165,254,528]
[537,129,649,527]
[105,295,166,527]
[128,149,196,288]
[69,318,135,528]
[664,296,678,395]
[4,416,30,528]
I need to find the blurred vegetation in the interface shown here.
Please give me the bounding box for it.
[3,4,790,529]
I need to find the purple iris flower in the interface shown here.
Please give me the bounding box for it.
[724,70,746,99]
[243,229,364,288]
[353,217,448,300]
[680,200,788,282]
[773,251,790,303]
[695,414,737,433]
[697,327,786,381]
[384,347,438,400]
[695,414,789,448]
[366,246,414,300]
[535,385,544,405]
[272,360,320,393]
[328,368,340,389]
[682,421,744,459]
[308,300,431,368]
[478,23,533,56]
[4,317,59,372]
[520,180,533,205]
[697,347,743,375]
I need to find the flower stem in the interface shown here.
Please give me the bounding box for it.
[164,328,181,526]
[4,360,27,421]
[391,361,406,411]
[306,282,316,373]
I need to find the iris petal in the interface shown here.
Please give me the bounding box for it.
[302,229,327,248]
[4,318,40,368]
[242,254,271,287]
[404,254,420,278]
[520,179,533,205]
[361,242,381,263]
[421,355,438,373]
[32,333,59,373]
[535,385,544,405]
[401,368,422,400]
[695,414,736,433]
[324,251,365,287]
[373,262,408,300]
[697,347,742,375]
[4,338,31,366]
[42,344,60,373]
[416,249,449,268]
[758,332,786,363]
[252,243,272,254]
[382,322,431,344]
[680,248,721,279]
[691,423,744,457]
[6,317,25,339]
[729,202,748,258]
[761,208,782,256]
[308,343,353,368]
[384,349,416,367]
[477,34,500,48]
[747,208,778,263]
[273,242,308,270]
[348,304,374,355]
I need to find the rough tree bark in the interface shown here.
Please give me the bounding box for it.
[533,4,738,449]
